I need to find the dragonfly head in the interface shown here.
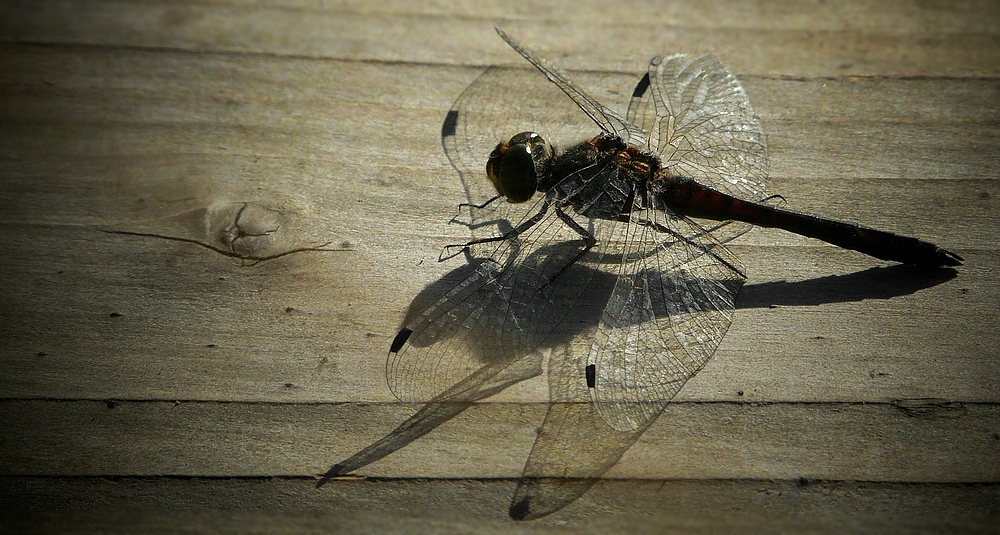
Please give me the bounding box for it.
[486,131,553,203]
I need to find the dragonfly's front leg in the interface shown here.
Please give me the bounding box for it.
[458,194,503,211]
[447,194,511,235]
[439,195,554,262]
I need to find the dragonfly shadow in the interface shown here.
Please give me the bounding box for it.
[317,244,616,487]
[737,264,959,309]
[318,253,958,516]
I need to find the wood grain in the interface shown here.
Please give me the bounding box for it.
[1,0,997,531]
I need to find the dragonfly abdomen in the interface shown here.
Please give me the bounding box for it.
[765,207,964,267]
[655,176,963,267]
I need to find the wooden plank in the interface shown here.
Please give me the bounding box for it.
[1,479,997,529]
[1,400,996,481]
[3,45,996,218]
[3,44,995,187]
[1,1,998,76]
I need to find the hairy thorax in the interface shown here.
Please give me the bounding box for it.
[543,134,663,220]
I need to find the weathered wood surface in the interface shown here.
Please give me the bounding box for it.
[2,400,998,480]
[1,0,998,532]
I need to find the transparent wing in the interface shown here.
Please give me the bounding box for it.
[387,158,623,402]
[627,53,768,244]
[627,53,767,200]
[496,28,651,150]
[425,30,648,405]
[587,205,745,432]
[502,179,746,519]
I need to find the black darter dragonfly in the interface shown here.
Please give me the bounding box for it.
[334,28,962,520]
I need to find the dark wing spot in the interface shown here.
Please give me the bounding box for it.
[389,327,413,354]
[441,110,459,138]
[631,72,651,98]
[509,496,531,520]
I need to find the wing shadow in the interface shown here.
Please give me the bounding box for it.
[318,245,615,487]
[319,253,959,516]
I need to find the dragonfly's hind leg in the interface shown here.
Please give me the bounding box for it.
[536,207,596,291]
[760,193,786,205]
[634,217,746,278]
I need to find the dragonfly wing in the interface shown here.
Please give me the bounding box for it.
[628,53,768,244]
[387,188,610,403]
[387,259,525,403]
[631,52,767,199]
[509,383,656,520]
[588,205,745,432]
[495,28,651,149]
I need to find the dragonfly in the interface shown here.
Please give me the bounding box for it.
[360,28,962,520]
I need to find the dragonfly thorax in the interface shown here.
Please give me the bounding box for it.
[486,131,554,203]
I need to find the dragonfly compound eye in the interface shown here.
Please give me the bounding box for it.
[485,131,551,203]
[495,142,538,203]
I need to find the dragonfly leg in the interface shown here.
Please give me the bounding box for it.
[635,216,746,278]
[457,194,503,211]
[536,207,596,291]
[440,196,554,261]
[448,194,509,234]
